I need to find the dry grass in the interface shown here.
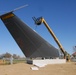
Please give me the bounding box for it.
[0,62,76,75]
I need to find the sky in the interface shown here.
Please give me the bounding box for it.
[0,0,76,57]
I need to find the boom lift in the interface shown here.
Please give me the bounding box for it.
[33,17,70,60]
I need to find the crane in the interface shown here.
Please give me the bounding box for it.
[32,17,70,60]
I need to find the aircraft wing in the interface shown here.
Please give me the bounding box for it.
[0,12,59,58]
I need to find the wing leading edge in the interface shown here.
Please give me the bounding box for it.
[0,12,59,58]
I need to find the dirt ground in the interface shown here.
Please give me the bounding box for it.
[0,62,76,75]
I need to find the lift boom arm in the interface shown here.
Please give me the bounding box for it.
[33,17,66,58]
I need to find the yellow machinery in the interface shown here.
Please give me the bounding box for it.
[33,17,70,61]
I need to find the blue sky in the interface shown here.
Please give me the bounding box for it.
[0,0,76,56]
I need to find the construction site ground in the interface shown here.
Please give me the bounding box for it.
[0,62,76,75]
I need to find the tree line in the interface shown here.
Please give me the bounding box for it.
[0,52,22,59]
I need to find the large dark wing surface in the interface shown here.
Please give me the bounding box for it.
[0,12,59,58]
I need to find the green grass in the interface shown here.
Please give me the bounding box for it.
[0,59,26,65]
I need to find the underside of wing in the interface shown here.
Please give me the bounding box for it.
[0,12,59,58]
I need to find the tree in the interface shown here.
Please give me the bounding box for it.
[3,52,12,58]
[13,54,20,59]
